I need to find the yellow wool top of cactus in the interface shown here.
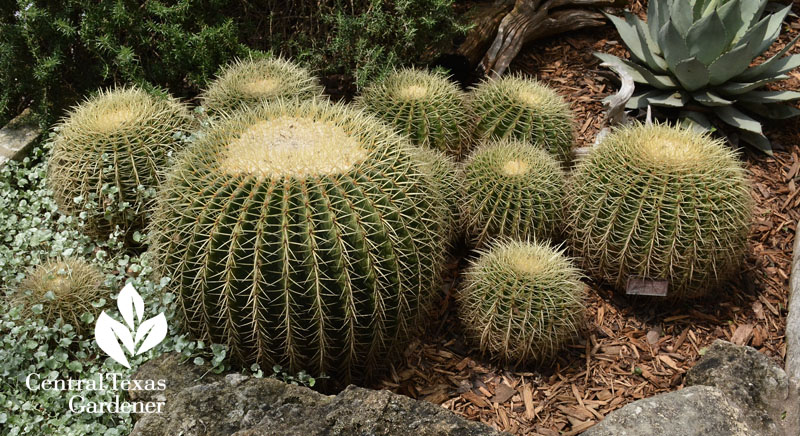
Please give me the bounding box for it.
[183,99,417,182]
[397,84,430,100]
[59,87,180,136]
[477,75,566,110]
[490,240,575,279]
[222,116,369,177]
[598,122,733,170]
[202,57,323,114]
[239,77,282,98]
[500,159,530,176]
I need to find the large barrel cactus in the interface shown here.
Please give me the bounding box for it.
[150,99,448,385]
[469,75,574,163]
[48,87,191,236]
[458,239,585,365]
[567,123,752,299]
[461,139,565,247]
[202,57,323,115]
[357,69,473,158]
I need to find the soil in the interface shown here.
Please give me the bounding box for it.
[371,1,800,435]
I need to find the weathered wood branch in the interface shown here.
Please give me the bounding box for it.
[458,0,627,78]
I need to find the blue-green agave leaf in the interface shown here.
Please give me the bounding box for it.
[605,13,651,67]
[680,110,715,132]
[659,20,692,72]
[692,90,735,106]
[626,89,689,109]
[718,76,787,95]
[717,0,746,47]
[714,105,764,134]
[738,130,773,155]
[632,12,668,72]
[736,90,800,103]
[686,10,729,65]
[670,0,695,36]
[594,52,677,90]
[739,102,800,120]
[726,0,768,43]
[648,0,672,44]
[737,33,800,81]
[755,6,791,55]
[674,57,710,91]
[707,16,772,84]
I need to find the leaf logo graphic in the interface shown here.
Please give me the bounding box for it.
[94,283,167,368]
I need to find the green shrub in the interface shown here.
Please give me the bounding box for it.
[598,0,800,154]
[469,75,575,163]
[357,68,472,158]
[461,139,565,247]
[458,239,585,365]
[267,0,466,89]
[0,0,249,126]
[567,123,752,299]
[48,87,192,237]
[12,257,107,336]
[202,57,323,115]
[149,99,448,385]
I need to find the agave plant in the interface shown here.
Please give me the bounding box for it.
[597,0,800,153]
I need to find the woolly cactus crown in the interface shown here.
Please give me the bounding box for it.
[202,57,323,115]
[470,75,574,162]
[357,68,472,158]
[14,258,107,336]
[48,86,191,236]
[150,99,448,385]
[461,138,565,247]
[458,239,585,364]
[567,122,753,299]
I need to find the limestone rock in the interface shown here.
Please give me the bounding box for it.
[583,340,799,436]
[581,385,754,436]
[128,353,507,436]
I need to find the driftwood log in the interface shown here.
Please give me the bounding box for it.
[458,0,627,78]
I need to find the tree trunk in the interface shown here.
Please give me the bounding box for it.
[458,0,627,78]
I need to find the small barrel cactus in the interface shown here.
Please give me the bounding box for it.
[48,87,192,237]
[356,69,473,158]
[414,147,462,240]
[461,139,565,247]
[150,99,448,385]
[567,123,753,299]
[13,258,107,336]
[202,57,323,115]
[469,75,574,163]
[458,239,586,365]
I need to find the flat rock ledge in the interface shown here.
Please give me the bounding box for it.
[128,353,508,436]
[583,340,800,436]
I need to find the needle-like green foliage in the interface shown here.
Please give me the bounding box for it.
[357,69,473,158]
[461,139,565,247]
[149,99,449,386]
[202,57,323,115]
[567,122,753,299]
[48,87,192,237]
[458,239,585,365]
[12,258,107,336]
[469,75,575,163]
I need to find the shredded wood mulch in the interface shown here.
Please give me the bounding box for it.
[372,1,800,434]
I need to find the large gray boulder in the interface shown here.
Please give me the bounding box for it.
[583,340,799,436]
[128,353,507,436]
